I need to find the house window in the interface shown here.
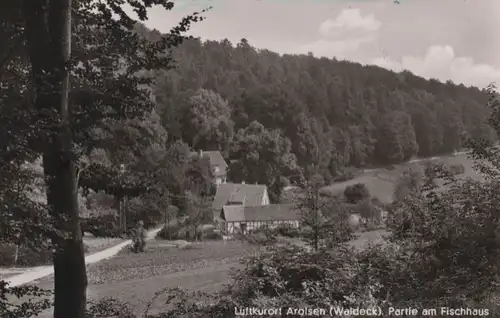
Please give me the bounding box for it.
[213,166,220,173]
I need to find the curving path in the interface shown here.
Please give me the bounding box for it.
[5,227,162,287]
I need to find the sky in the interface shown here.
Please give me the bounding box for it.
[136,0,500,89]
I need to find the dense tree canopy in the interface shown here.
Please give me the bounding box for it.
[154,37,494,181]
[179,88,234,154]
[228,120,301,202]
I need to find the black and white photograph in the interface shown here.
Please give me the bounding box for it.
[1,0,499,317]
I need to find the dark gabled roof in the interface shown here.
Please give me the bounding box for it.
[212,183,267,212]
[190,150,228,177]
[203,151,227,168]
[222,204,300,222]
[220,205,245,222]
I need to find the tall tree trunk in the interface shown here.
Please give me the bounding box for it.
[23,0,87,317]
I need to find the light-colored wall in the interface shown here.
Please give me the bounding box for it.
[226,221,240,234]
[214,175,226,185]
[261,189,270,205]
[349,213,361,227]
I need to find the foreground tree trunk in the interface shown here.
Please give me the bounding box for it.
[23,0,87,317]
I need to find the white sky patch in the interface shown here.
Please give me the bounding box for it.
[372,45,500,88]
[299,8,380,60]
[135,0,500,88]
[319,8,381,37]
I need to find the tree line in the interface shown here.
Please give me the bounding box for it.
[149,35,495,187]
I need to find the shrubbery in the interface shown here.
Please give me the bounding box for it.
[202,226,223,240]
[0,243,90,267]
[353,199,383,228]
[85,298,135,318]
[125,196,163,229]
[447,163,466,175]
[0,281,53,317]
[244,227,278,246]
[343,183,370,204]
[276,224,301,238]
[156,224,180,240]
[81,196,164,239]
[0,243,52,267]
[332,167,357,182]
[299,225,313,237]
[156,223,223,241]
[80,215,122,238]
[80,213,160,239]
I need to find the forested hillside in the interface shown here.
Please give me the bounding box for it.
[145,29,495,187]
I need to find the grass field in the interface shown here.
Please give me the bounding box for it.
[30,239,255,317]
[322,152,481,203]
[30,231,389,317]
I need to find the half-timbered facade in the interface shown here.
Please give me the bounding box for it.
[221,204,300,234]
[212,183,270,222]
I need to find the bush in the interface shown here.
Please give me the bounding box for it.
[177,226,191,240]
[85,298,135,318]
[300,225,313,237]
[126,196,163,229]
[1,281,53,317]
[203,230,223,240]
[156,224,181,240]
[201,225,223,240]
[81,214,123,238]
[354,200,382,225]
[448,163,466,175]
[333,167,356,182]
[156,224,222,241]
[0,243,53,267]
[277,224,301,238]
[245,227,278,245]
[85,191,116,211]
[344,183,370,204]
